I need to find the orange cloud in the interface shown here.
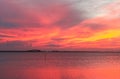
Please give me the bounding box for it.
[0,0,120,50]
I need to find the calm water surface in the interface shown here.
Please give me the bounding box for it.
[0,52,120,79]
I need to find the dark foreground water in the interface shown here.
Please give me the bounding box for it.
[0,52,120,79]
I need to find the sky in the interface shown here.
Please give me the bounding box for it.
[0,0,120,51]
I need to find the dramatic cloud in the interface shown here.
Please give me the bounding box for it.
[0,0,120,50]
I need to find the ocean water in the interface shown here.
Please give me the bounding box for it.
[0,52,120,79]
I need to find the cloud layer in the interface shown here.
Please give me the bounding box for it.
[0,0,120,50]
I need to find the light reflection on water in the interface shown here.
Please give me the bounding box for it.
[0,52,120,79]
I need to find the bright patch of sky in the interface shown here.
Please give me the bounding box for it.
[68,0,115,18]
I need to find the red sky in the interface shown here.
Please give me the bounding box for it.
[0,0,120,51]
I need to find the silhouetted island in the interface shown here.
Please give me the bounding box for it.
[27,49,42,52]
[0,49,42,52]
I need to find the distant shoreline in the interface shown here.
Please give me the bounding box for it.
[0,50,120,53]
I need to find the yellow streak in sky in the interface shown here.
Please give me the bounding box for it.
[82,29,120,42]
[68,29,120,43]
